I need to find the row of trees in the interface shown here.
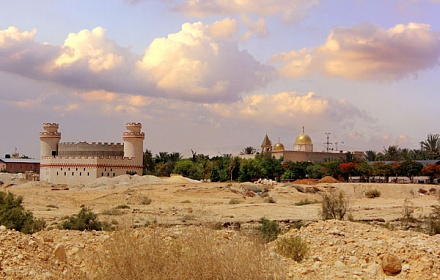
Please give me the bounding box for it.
[142,134,439,182]
[365,134,440,161]
[143,149,440,183]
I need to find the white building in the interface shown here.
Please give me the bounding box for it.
[40,122,144,184]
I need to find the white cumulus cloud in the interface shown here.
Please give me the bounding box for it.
[272,23,440,81]
[0,23,273,103]
[204,91,371,129]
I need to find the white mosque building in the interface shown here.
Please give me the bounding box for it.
[40,122,144,184]
[259,127,363,162]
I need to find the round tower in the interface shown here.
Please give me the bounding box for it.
[40,123,61,158]
[123,123,144,164]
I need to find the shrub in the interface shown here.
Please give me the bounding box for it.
[320,191,349,220]
[401,198,416,226]
[294,199,319,206]
[428,205,440,235]
[264,196,276,203]
[60,207,107,231]
[259,217,280,243]
[275,235,308,262]
[140,196,152,205]
[229,198,241,205]
[425,192,440,234]
[365,188,381,198]
[90,226,286,279]
[101,208,124,216]
[115,205,130,209]
[0,191,45,234]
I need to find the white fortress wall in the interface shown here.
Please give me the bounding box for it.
[40,156,143,184]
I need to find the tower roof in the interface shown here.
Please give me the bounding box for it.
[261,134,272,147]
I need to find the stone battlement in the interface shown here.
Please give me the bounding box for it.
[41,156,136,160]
[60,142,123,147]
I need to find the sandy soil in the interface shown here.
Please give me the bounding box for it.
[1,173,439,228]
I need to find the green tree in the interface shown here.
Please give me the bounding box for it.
[420,134,440,159]
[238,158,266,182]
[281,161,312,180]
[355,161,372,182]
[240,146,257,155]
[173,160,204,180]
[382,145,402,161]
[0,191,45,234]
[397,161,423,182]
[364,150,377,161]
[143,149,155,175]
[60,207,105,231]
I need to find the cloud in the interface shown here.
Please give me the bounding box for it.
[169,0,319,23]
[0,23,273,103]
[203,91,371,130]
[272,23,440,81]
[138,20,275,102]
[0,26,60,77]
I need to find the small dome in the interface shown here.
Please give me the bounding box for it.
[273,142,285,151]
[294,134,313,145]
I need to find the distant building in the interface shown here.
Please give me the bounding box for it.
[259,128,363,162]
[0,157,40,174]
[39,122,144,184]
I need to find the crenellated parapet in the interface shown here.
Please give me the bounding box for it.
[123,123,144,138]
[40,123,61,138]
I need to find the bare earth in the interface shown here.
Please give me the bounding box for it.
[1,173,440,279]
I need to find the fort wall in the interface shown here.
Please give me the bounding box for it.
[58,142,124,157]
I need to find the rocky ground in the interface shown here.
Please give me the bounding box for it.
[1,173,440,279]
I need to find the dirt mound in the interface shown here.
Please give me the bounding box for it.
[292,179,317,185]
[317,176,340,183]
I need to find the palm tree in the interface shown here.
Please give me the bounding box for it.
[420,134,440,159]
[168,152,182,162]
[364,150,377,161]
[240,146,256,155]
[382,145,402,161]
[155,152,169,163]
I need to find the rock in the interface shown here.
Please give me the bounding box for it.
[54,244,68,263]
[381,253,402,275]
[0,225,6,231]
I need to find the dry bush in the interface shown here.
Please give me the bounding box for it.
[320,191,349,220]
[364,188,381,198]
[275,235,308,262]
[89,226,286,280]
[294,198,319,206]
[228,198,241,204]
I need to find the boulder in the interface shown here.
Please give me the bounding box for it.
[381,253,402,276]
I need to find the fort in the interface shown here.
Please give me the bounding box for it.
[39,122,144,184]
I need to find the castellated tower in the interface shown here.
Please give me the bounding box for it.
[123,123,145,166]
[40,123,61,158]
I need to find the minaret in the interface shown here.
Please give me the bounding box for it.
[261,134,272,153]
[123,123,145,166]
[40,123,61,158]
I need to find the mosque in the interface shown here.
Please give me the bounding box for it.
[39,122,144,184]
[259,127,360,162]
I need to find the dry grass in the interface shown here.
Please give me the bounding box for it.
[88,226,286,280]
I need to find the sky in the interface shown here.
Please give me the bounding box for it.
[1,0,439,159]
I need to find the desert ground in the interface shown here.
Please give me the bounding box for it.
[1,173,440,279]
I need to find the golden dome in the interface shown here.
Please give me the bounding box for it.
[273,142,285,151]
[294,134,313,145]
[273,137,284,151]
